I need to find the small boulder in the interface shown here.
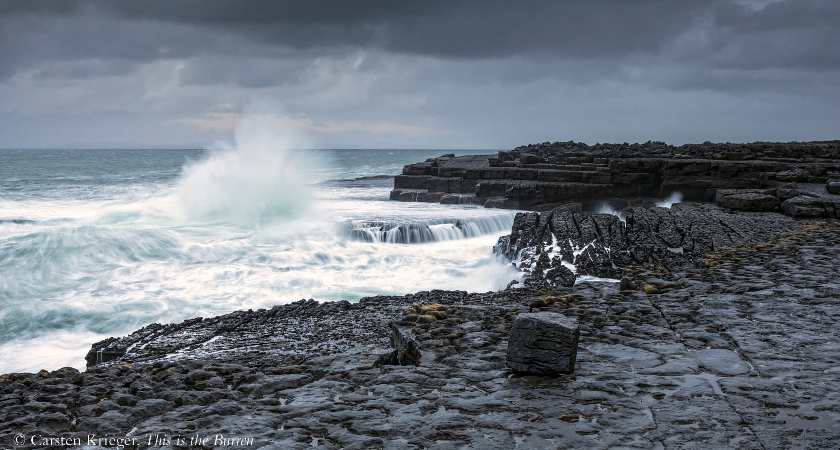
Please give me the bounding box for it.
[776,184,819,201]
[642,283,660,295]
[827,179,840,195]
[528,294,581,310]
[519,153,545,164]
[781,195,840,218]
[545,265,577,287]
[507,312,579,375]
[716,190,779,211]
[403,304,447,320]
[619,276,638,292]
[377,323,421,366]
[85,338,127,367]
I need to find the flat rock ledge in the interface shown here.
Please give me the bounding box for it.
[507,312,579,375]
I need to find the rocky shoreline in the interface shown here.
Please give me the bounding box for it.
[3,141,840,449]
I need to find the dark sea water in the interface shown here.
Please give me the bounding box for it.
[0,147,520,372]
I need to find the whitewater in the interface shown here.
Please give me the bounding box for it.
[0,134,520,373]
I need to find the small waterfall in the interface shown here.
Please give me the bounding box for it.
[343,214,514,244]
[428,224,463,241]
[385,224,436,243]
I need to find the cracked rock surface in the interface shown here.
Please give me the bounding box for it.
[2,221,839,449]
[495,202,796,285]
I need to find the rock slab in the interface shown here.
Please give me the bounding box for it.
[507,312,579,375]
[827,179,840,194]
[716,190,779,211]
[377,323,421,365]
[781,194,840,218]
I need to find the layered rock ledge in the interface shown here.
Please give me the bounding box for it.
[390,141,840,212]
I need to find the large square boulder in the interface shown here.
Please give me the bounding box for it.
[507,312,579,375]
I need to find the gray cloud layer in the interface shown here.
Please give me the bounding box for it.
[1,0,838,147]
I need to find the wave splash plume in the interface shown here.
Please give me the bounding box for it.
[174,114,319,227]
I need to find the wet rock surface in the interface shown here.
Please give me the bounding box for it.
[2,221,839,449]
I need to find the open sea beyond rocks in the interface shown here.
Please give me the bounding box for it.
[0,148,520,373]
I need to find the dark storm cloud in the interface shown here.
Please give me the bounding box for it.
[705,0,840,70]
[128,0,703,59]
[2,0,838,80]
[1,0,838,148]
[1,0,705,59]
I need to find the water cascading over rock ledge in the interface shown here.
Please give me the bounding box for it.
[341,214,514,244]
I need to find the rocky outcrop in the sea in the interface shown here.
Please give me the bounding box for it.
[495,203,796,286]
[390,141,840,210]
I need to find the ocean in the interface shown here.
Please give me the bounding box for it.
[0,146,520,373]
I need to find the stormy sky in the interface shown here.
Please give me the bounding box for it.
[1,0,838,148]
